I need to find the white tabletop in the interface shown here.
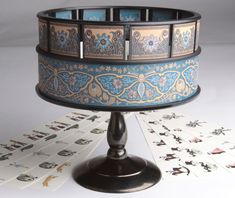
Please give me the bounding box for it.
[0,45,235,197]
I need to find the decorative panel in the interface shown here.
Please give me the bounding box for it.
[195,20,200,50]
[83,9,106,21]
[130,25,170,60]
[38,53,199,107]
[49,22,79,57]
[151,9,174,21]
[38,19,48,51]
[83,25,125,59]
[172,22,196,57]
[55,11,72,19]
[119,9,141,21]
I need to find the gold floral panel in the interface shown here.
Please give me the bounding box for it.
[195,20,200,51]
[130,25,170,60]
[172,22,196,57]
[49,22,80,57]
[38,19,48,51]
[83,25,125,59]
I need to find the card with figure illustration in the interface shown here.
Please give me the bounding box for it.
[6,124,107,189]
[0,112,133,190]
[0,111,110,186]
[28,141,103,191]
[0,113,110,186]
[0,111,108,167]
[136,110,235,180]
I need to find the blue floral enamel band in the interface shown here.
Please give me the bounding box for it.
[36,6,201,110]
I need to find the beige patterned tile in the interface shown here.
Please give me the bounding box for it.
[83,25,125,59]
[172,22,196,57]
[49,22,80,57]
[130,25,170,60]
[38,19,48,51]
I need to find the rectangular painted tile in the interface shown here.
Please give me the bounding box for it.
[55,11,72,19]
[195,20,200,51]
[83,25,125,59]
[119,9,141,21]
[50,22,80,57]
[130,25,170,60]
[150,9,174,21]
[172,22,196,57]
[38,19,48,51]
[83,9,106,21]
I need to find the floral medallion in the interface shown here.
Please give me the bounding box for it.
[172,22,196,57]
[130,26,170,60]
[83,25,125,59]
[50,22,80,57]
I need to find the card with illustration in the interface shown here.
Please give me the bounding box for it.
[0,111,108,167]
[5,122,108,189]
[0,111,109,185]
[0,112,133,190]
[136,110,235,180]
[21,113,133,191]
[28,140,103,191]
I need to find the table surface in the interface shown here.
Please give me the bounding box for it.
[0,44,235,198]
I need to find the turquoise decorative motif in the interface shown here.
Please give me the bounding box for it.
[183,66,198,89]
[151,10,173,21]
[57,72,92,92]
[95,33,112,52]
[146,72,179,93]
[120,9,141,21]
[96,75,137,95]
[182,31,191,48]
[38,53,199,107]
[83,9,106,21]
[172,23,195,57]
[55,11,72,19]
